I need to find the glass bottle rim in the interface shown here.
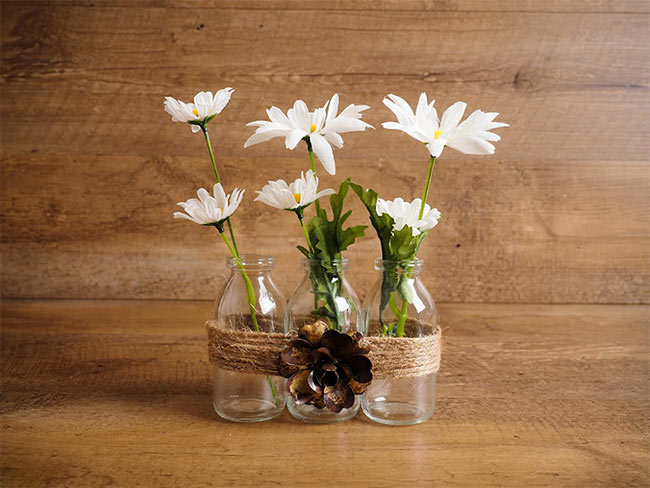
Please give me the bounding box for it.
[301,257,349,270]
[226,254,275,270]
[374,257,424,270]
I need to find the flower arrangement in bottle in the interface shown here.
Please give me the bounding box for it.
[353,93,509,337]
[245,94,373,422]
[353,93,508,425]
[165,89,285,421]
[246,94,372,332]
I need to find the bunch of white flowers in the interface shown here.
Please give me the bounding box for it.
[166,89,507,246]
[166,89,507,336]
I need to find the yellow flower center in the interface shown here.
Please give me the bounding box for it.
[293,193,301,203]
[310,124,317,133]
[434,130,443,140]
[192,108,199,117]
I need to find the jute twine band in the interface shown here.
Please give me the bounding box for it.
[365,332,441,379]
[206,323,290,376]
[206,320,441,380]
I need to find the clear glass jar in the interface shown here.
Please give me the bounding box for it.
[285,257,361,423]
[361,258,438,425]
[212,254,286,422]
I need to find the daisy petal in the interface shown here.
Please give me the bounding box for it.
[310,133,336,175]
[326,93,339,124]
[324,132,344,149]
[244,130,288,148]
[440,101,467,134]
[446,135,495,155]
[286,129,308,150]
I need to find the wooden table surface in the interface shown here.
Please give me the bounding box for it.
[1,299,648,487]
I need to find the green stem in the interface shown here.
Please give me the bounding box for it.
[391,155,434,335]
[226,218,240,255]
[297,213,321,317]
[219,229,280,406]
[201,126,221,184]
[204,128,276,404]
[297,212,313,252]
[302,139,344,329]
[388,292,401,317]
[418,156,437,219]
[308,148,316,174]
[201,126,240,255]
[219,231,259,331]
[395,298,409,337]
[266,376,279,406]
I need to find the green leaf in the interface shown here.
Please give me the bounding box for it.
[379,267,399,323]
[348,181,393,259]
[339,224,366,252]
[329,180,348,221]
[296,245,312,258]
[309,218,335,263]
[306,180,366,263]
[398,275,416,304]
[415,231,428,253]
[390,225,419,261]
[349,180,424,328]
[303,180,366,330]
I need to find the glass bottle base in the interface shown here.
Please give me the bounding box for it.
[361,400,434,426]
[213,397,284,423]
[212,368,285,423]
[361,374,436,426]
[287,397,359,424]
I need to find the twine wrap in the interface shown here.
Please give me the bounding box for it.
[365,331,441,379]
[206,320,441,379]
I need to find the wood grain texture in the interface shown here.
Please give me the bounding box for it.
[3,0,649,13]
[1,299,648,487]
[1,2,648,303]
[2,155,648,303]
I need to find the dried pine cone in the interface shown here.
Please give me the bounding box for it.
[279,320,373,413]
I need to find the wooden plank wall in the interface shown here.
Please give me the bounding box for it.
[1,0,648,303]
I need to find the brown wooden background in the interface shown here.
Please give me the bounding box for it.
[1,0,649,304]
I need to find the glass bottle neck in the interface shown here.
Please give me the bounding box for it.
[301,258,349,274]
[374,258,424,277]
[226,254,275,276]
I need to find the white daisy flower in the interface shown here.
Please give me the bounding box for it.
[254,170,335,211]
[173,183,244,228]
[382,93,508,158]
[164,88,234,133]
[244,94,373,175]
[376,197,441,236]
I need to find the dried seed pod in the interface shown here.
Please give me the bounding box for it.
[278,321,373,412]
[298,320,329,345]
[288,370,316,405]
[281,339,313,367]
